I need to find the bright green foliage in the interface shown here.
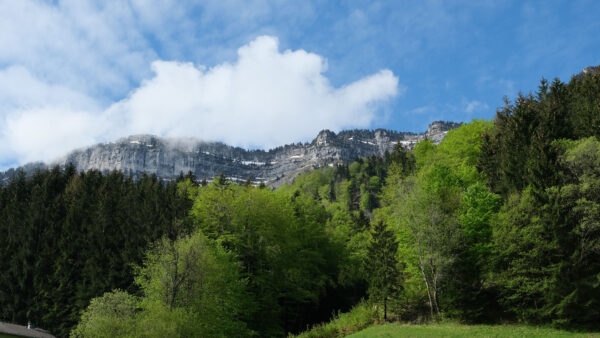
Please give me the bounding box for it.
[188,180,339,335]
[460,182,501,257]
[294,301,377,338]
[135,232,251,337]
[449,182,501,321]
[393,174,462,319]
[436,120,492,186]
[277,167,335,202]
[71,232,251,337]
[70,290,138,338]
[376,121,499,322]
[279,145,416,323]
[413,140,436,170]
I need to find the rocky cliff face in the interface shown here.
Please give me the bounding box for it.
[1,121,460,187]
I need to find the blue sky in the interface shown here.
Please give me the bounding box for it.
[0,0,599,169]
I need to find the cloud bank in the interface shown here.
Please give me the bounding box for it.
[0,36,399,166]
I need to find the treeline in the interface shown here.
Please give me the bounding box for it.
[0,166,191,337]
[477,71,600,327]
[2,67,600,336]
[288,121,499,327]
[288,68,600,333]
[71,174,370,337]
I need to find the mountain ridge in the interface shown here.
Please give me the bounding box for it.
[0,121,461,187]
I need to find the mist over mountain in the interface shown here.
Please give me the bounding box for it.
[0,121,460,187]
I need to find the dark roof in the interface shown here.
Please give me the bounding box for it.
[0,322,56,338]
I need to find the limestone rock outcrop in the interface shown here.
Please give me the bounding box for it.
[1,121,460,187]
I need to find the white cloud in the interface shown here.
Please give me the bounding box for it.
[409,105,435,115]
[0,66,103,166]
[0,36,399,166]
[0,66,99,112]
[465,100,489,114]
[1,108,107,165]
[0,0,156,99]
[0,1,403,169]
[110,36,398,148]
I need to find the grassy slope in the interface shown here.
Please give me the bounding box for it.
[347,323,598,337]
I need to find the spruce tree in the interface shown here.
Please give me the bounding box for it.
[367,221,401,321]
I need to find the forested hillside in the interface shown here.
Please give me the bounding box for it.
[0,167,192,337]
[1,67,599,337]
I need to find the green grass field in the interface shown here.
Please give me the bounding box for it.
[347,322,598,337]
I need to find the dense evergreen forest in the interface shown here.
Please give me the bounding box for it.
[1,67,599,337]
[0,168,193,336]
